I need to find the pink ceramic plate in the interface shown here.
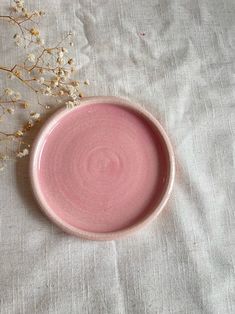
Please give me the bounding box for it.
[30,96,175,240]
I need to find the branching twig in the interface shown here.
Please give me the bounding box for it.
[0,0,86,169]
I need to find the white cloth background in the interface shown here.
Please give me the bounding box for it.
[0,0,234,313]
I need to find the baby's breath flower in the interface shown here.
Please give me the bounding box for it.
[70,66,77,73]
[56,57,63,64]
[72,81,80,87]
[22,102,29,109]
[36,36,45,45]
[7,108,15,114]
[71,94,77,100]
[0,155,8,161]
[14,70,21,77]
[17,148,29,158]
[66,85,75,96]
[15,0,24,8]
[50,76,59,87]
[61,47,68,53]
[24,11,30,18]
[30,28,40,36]
[15,130,24,137]
[14,34,23,46]
[27,53,36,63]
[84,79,90,85]
[58,51,64,58]
[8,73,15,80]
[51,81,59,88]
[4,88,14,96]
[66,101,75,109]
[0,165,5,172]
[57,68,64,77]
[37,77,45,84]
[44,86,52,95]
[13,92,21,101]
[30,112,40,121]
[68,58,73,65]
[64,70,70,77]
[24,121,34,131]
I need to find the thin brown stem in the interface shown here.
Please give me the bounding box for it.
[0,65,38,92]
[0,131,15,137]
[18,12,37,25]
[0,100,19,104]
[0,15,26,40]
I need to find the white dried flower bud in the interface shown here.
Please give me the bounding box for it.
[57,68,65,77]
[84,79,90,85]
[15,0,24,8]
[66,101,76,109]
[70,66,78,72]
[56,57,63,64]
[7,108,15,114]
[51,78,59,87]
[27,53,36,63]
[44,86,52,95]
[0,155,8,161]
[30,113,40,120]
[36,36,45,45]
[4,88,14,96]
[8,73,15,80]
[37,77,45,84]
[15,37,23,46]
[15,130,24,137]
[66,85,75,96]
[17,148,29,158]
[61,47,68,53]
[73,81,80,87]
[71,94,78,100]
[63,70,70,78]
[13,92,21,101]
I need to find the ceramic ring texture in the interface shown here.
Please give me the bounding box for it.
[30,96,175,240]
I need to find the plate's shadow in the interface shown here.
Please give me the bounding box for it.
[15,107,59,225]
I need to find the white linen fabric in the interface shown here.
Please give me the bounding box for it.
[0,0,234,313]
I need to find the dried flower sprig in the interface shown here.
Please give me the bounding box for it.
[0,0,89,171]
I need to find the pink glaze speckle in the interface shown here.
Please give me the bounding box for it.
[33,99,172,235]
